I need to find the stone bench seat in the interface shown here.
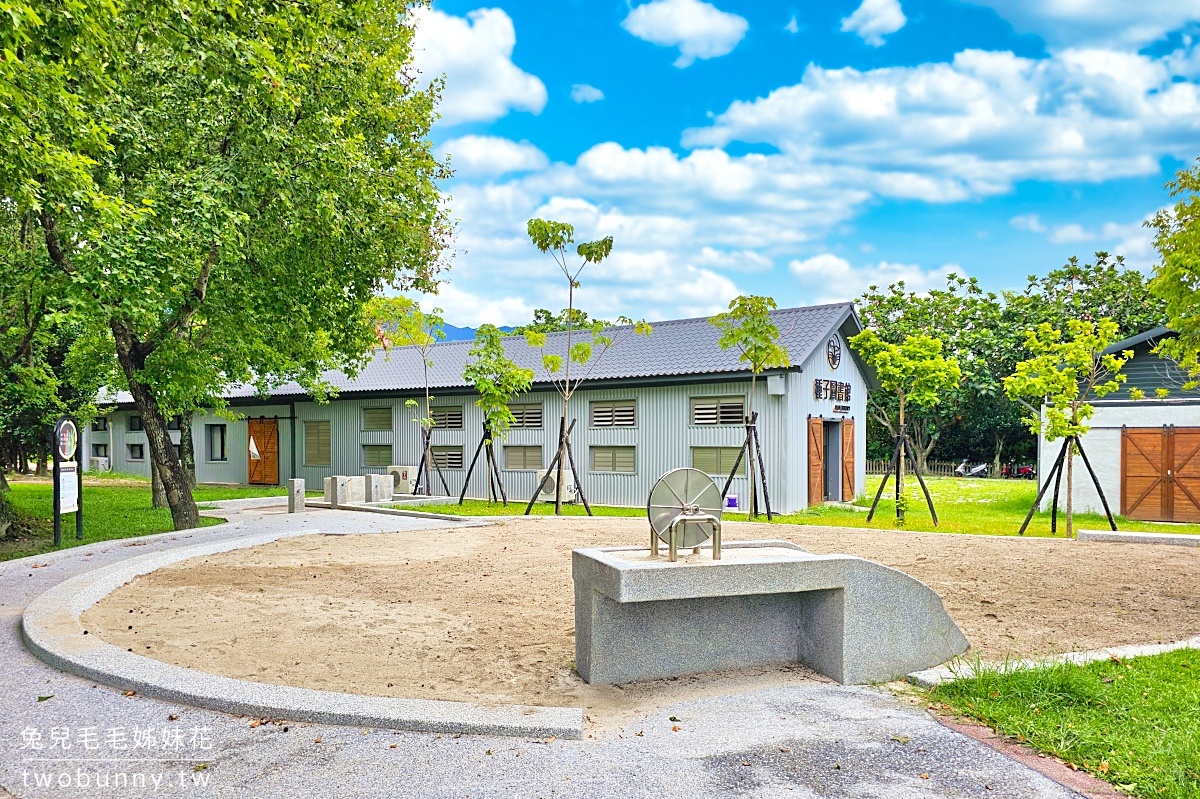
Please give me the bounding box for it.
[573,540,968,686]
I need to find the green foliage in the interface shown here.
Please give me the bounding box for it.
[1004,319,1131,442]
[373,298,445,431]
[709,295,790,376]
[1149,159,1200,376]
[509,308,610,336]
[463,324,534,439]
[523,218,650,402]
[931,651,1200,799]
[850,330,962,415]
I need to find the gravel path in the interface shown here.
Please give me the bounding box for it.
[0,505,1083,798]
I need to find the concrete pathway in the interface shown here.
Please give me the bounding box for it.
[0,504,1084,798]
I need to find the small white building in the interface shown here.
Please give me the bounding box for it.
[1039,326,1200,523]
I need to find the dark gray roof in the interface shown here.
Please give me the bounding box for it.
[110,302,863,404]
[1104,325,1172,354]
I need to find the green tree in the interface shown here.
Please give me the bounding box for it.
[1004,319,1132,537]
[1148,158,1200,374]
[33,0,449,530]
[509,308,610,336]
[849,330,961,525]
[462,324,534,503]
[709,295,790,517]
[524,218,650,514]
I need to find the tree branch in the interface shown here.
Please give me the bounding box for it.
[158,243,219,341]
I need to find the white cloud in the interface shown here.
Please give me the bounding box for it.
[841,0,907,47]
[570,84,605,103]
[622,0,749,68]
[788,254,959,303]
[440,136,549,179]
[412,7,547,126]
[961,0,1199,49]
[1009,213,1045,232]
[424,283,536,328]
[1048,223,1090,244]
[1101,215,1162,272]
[684,46,1200,198]
[784,16,800,34]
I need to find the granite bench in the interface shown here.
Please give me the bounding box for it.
[573,540,968,685]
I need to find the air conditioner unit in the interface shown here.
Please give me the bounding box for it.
[386,465,419,494]
[538,467,577,503]
[89,456,110,472]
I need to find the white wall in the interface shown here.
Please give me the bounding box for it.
[1040,400,1200,516]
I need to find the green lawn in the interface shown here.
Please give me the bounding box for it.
[0,477,289,561]
[773,475,1200,536]
[418,477,1200,537]
[930,650,1200,799]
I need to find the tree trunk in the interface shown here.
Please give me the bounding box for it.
[112,321,199,530]
[747,375,758,519]
[0,466,9,493]
[1065,441,1075,539]
[151,456,168,508]
[180,414,197,488]
[34,441,48,477]
[554,413,567,515]
[992,433,1005,479]
[897,398,906,525]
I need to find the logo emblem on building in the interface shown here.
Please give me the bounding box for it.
[826,336,842,370]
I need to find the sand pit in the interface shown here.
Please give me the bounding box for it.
[83,518,1200,722]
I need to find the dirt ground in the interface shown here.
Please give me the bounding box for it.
[83,518,1200,722]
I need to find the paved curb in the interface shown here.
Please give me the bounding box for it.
[20,523,583,740]
[907,636,1200,688]
[1078,528,1200,547]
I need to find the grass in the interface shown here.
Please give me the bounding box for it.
[0,476,290,561]
[416,477,1200,537]
[930,650,1200,798]
[772,475,1200,536]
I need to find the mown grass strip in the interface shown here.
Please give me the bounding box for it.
[930,650,1200,799]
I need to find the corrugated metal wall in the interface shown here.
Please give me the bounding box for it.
[98,345,868,515]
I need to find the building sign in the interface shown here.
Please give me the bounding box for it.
[833,404,851,414]
[59,462,79,513]
[813,379,852,402]
[826,336,842,369]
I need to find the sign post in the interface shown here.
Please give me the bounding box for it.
[52,417,82,547]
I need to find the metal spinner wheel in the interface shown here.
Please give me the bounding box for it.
[646,468,724,561]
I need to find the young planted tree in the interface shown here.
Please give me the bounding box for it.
[1004,319,1131,537]
[524,218,651,514]
[32,0,448,529]
[372,298,448,495]
[849,331,961,525]
[709,295,790,518]
[461,325,535,504]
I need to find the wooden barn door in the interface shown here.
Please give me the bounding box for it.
[247,418,279,485]
[1122,426,1200,522]
[1169,428,1200,522]
[841,419,855,502]
[808,416,824,506]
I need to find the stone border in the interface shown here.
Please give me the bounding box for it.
[1077,529,1200,547]
[907,636,1200,688]
[20,524,582,740]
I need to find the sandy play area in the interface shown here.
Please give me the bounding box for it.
[83,518,1200,719]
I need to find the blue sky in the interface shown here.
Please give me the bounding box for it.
[411,0,1200,326]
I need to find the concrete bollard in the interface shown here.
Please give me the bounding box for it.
[365,473,394,503]
[288,479,305,513]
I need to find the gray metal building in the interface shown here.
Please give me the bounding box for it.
[89,302,874,514]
